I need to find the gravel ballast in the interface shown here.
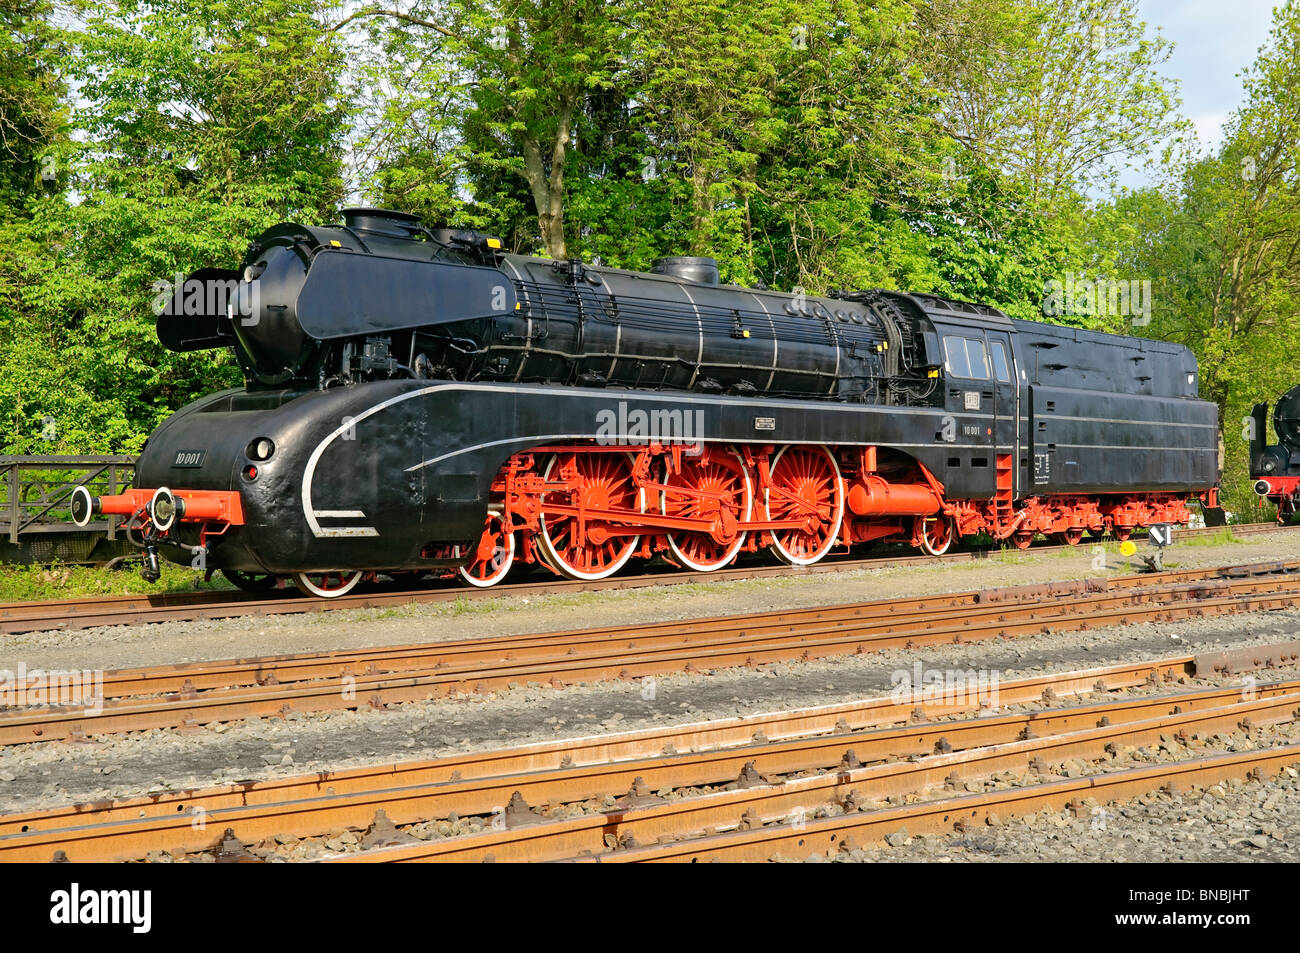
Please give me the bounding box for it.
[1,607,1298,814]
[827,766,1300,864]
[3,530,1300,863]
[4,531,1299,674]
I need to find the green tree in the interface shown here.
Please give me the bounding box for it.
[0,0,350,452]
[915,0,1187,209]
[0,0,64,212]
[347,0,626,258]
[628,0,943,290]
[1083,0,1300,512]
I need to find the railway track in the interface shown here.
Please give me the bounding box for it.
[0,521,1284,636]
[582,745,1300,864]
[2,646,1295,862]
[351,702,1300,864]
[3,556,1300,746]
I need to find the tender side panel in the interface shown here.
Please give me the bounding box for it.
[1028,385,1219,493]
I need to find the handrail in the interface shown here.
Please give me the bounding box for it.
[0,455,138,543]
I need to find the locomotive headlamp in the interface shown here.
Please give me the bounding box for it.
[1256,480,1272,496]
[243,262,266,283]
[248,437,275,461]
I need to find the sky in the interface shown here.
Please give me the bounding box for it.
[1140,0,1281,150]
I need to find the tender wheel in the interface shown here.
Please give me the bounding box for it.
[537,451,644,580]
[458,513,516,588]
[1011,531,1034,550]
[916,515,955,556]
[764,445,845,566]
[1113,527,1133,542]
[661,448,753,572]
[221,569,279,593]
[293,570,363,599]
[1053,529,1084,546]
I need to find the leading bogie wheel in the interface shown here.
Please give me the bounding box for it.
[661,447,754,572]
[293,570,363,599]
[536,451,645,580]
[764,444,845,566]
[458,513,516,588]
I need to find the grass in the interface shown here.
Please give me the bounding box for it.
[0,560,234,603]
[1178,527,1243,547]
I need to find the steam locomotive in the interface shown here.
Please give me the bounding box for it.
[71,208,1221,596]
[1249,387,1300,520]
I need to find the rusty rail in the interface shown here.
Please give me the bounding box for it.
[588,744,1300,863]
[4,563,1300,747]
[1,521,1293,634]
[343,694,1300,863]
[3,651,1295,863]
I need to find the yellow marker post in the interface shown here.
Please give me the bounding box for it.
[1119,538,1136,573]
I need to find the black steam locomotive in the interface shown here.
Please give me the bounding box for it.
[72,209,1220,596]
[1249,386,1300,520]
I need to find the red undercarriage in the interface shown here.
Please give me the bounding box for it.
[88,443,1211,591]
[1258,476,1300,522]
[445,442,1213,585]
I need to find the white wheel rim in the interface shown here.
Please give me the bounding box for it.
[536,453,644,580]
[293,570,363,598]
[663,449,753,572]
[458,517,516,588]
[764,445,845,566]
[918,517,952,556]
[532,456,569,577]
[534,536,563,576]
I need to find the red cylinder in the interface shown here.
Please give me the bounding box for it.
[847,476,941,517]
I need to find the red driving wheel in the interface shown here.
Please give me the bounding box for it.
[661,447,753,572]
[537,451,644,580]
[764,445,845,566]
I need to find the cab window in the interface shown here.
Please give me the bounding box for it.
[989,340,1011,383]
[943,335,989,380]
